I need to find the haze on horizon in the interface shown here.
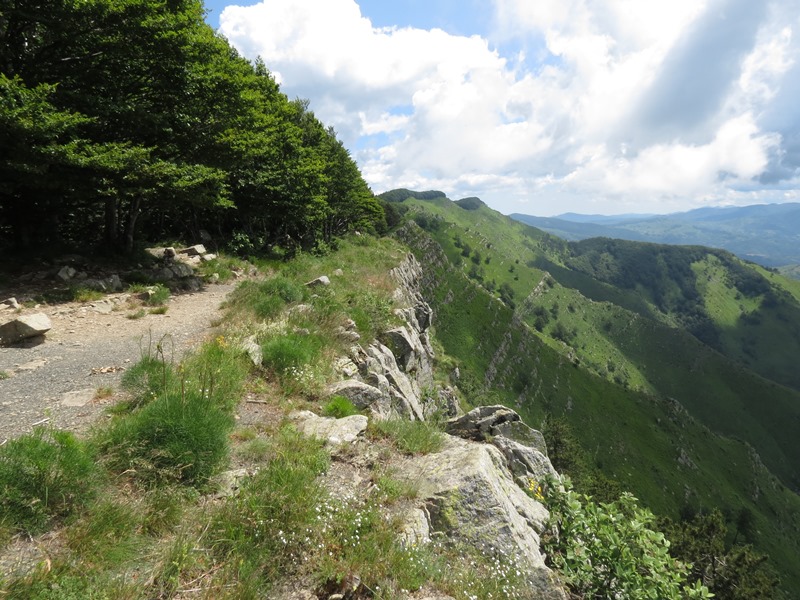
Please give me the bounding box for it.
[204,0,800,217]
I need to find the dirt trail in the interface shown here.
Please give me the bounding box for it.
[0,284,235,443]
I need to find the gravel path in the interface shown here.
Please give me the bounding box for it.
[0,283,236,443]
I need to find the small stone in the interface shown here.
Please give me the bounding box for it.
[202,253,217,261]
[61,388,94,407]
[56,266,76,282]
[333,268,344,277]
[305,275,330,287]
[2,298,19,310]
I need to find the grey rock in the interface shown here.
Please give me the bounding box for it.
[398,436,565,598]
[0,313,52,345]
[170,262,194,278]
[209,273,220,283]
[180,244,206,256]
[333,268,344,277]
[240,335,262,366]
[394,507,431,547]
[163,246,177,259]
[56,266,76,282]
[289,410,368,445]
[2,298,19,310]
[202,253,217,261]
[61,388,94,407]
[447,406,555,486]
[215,468,250,497]
[91,300,114,314]
[326,379,384,409]
[336,327,361,343]
[305,275,330,287]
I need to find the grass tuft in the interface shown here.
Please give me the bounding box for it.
[0,428,99,534]
[371,418,444,455]
[322,395,360,418]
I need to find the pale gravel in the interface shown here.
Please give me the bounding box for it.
[0,283,236,443]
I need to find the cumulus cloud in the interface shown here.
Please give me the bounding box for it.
[219,0,800,215]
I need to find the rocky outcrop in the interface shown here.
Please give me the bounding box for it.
[447,405,557,487]
[398,435,565,599]
[289,411,368,446]
[324,254,446,421]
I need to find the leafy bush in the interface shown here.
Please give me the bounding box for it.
[0,428,99,534]
[322,395,360,418]
[543,477,712,599]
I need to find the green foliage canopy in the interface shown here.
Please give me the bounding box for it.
[0,0,383,253]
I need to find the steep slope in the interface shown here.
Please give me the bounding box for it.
[389,196,800,594]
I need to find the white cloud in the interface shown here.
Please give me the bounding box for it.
[219,0,800,215]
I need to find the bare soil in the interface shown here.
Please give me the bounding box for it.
[0,283,236,443]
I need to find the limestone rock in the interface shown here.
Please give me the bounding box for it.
[0,313,52,345]
[447,405,555,486]
[398,436,565,598]
[240,335,262,366]
[180,244,206,256]
[289,410,368,445]
[56,266,76,282]
[326,379,384,409]
[170,262,194,278]
[305,275,330,287]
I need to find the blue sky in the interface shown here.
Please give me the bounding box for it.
[204,0,800,216]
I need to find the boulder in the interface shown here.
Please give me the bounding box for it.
[447,406,555,486]
[180,244,206,256]
[0,313,52,345]
[398,436,565,598]
[326,379,384,409]
[170,262,195,278]
[289,410,368,446]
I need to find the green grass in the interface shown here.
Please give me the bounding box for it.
[0,428,99,534]
[398,217,800,594]
[371,418,445,455]
[0,370,10,380]
[322,395,360,418]
[71,287,105,302]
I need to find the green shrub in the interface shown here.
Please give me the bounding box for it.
[543,477,712,599]
[322,395,359,418]
[181,336,249,411]
[371,418,444,455]
[0,428,98,534]
[100,391,233,488]
[71,287,104,302]
[120,356,173,408]
[261,333,323,375]
[144,284,170,306]
[229,276,305,320]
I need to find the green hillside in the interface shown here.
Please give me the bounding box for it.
[389,192,800,594]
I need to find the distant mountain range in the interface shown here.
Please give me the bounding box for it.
[510,203,800,270]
